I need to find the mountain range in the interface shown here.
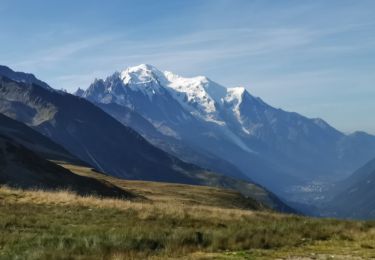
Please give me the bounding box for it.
[1,63,375,218]
[76,64,375,202]
[0,65,292,212]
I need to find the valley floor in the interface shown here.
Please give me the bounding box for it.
[0,165,374,259]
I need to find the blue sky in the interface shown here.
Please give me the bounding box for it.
[1,0,374,134]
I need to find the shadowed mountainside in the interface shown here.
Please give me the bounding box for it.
[323,157,375,219]
[0,134,132,198]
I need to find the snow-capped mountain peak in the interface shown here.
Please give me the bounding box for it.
[161,70,229,122]
[120,64,164,84]
[80,64,253,124]
[118,64,167,98]
[164,71,226,103]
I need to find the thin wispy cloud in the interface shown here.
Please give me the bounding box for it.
[15,22,372,85]
[13,35,117,70]
[11,26,321,88]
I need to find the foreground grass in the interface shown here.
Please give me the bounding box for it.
[1,186,375,259]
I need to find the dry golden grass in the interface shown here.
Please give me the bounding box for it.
[55,162,266,211]
[0,185,260,222]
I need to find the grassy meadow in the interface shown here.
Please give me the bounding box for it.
[0,164,374,259]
